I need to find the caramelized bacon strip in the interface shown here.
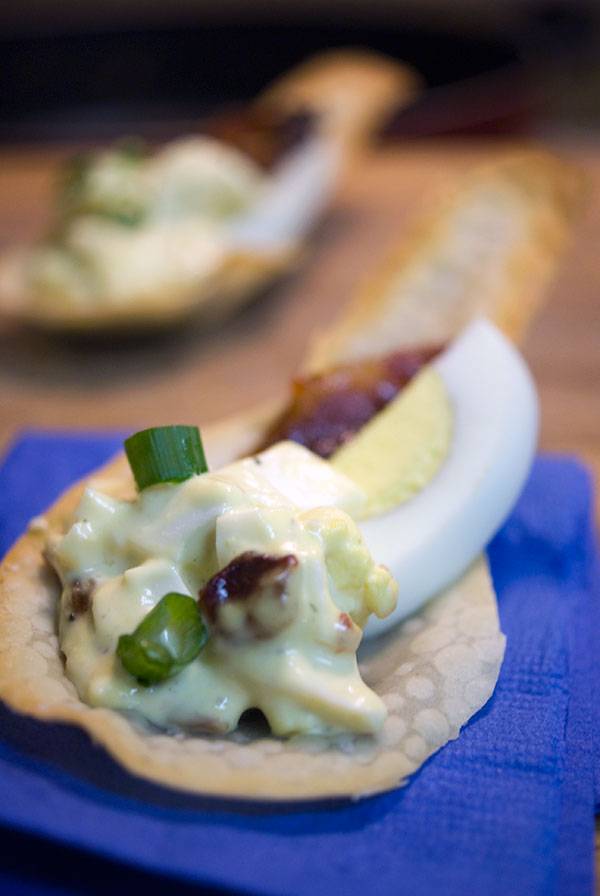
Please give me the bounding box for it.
[201,106,314,171]
[199,551,298,642]
[260,344,444,458]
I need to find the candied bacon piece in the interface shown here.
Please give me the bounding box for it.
[333,612,362,654]
[67,578,95,621]
[201,106,314,171]
[260,344,444,458]
[199,551,298,643]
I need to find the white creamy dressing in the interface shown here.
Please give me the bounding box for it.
[148,139,265,220]
[35,218,228,307]
[27,138,266,309]
[49,443,397,736]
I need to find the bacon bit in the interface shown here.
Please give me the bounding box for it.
[201,106,314,171]
[337,612,353,630]
[258,344,444,458]
[69,578,95,618]
[334,612,362,654]
[199,551,298,642]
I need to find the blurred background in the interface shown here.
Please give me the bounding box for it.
[1,0,599,142]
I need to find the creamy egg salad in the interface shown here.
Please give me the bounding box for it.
[25,138,266,312]
[46,322,535,736]
[47,431,397,737]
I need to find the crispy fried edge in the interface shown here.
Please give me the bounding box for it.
[256,48,420,148]
[305,149,585,371]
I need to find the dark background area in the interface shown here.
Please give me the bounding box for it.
[1,0,599,142]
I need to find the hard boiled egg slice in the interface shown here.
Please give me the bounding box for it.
[226,137,340,253]
[358,318,538,636]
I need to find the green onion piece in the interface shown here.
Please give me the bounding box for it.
[114,137,147,162]
[124,425,208,491]
[94,207,146,227]
[117,592,208,686]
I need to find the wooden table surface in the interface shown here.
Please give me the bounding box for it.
[0,134,599,876]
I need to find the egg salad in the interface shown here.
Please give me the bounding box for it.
[45,319,537,739]
[25,138,266,314]
[47,436,397,737]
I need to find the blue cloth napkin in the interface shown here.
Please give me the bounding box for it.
[0,432,597,896]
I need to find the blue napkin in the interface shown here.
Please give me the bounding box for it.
[0,432,597,896]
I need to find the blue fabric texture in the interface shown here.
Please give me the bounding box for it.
[0,432,597,896]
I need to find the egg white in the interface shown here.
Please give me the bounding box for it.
[227,137,340,253]
[361,318,538,636]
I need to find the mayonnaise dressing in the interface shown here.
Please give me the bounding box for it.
[30,218,228,309]
[26,137,266,311]
[48,443,397,736]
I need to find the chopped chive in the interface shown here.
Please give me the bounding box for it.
[124,425,208,491]
[117,592,208,686]
[114,137,147,162]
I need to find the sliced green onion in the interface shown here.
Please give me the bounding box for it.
[124,425,208,491]
[114,137,147,162]
[117,592,208,686]
[95,207,146,227]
